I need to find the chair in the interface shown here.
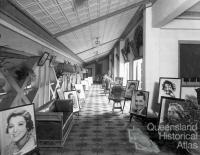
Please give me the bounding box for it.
[104,79,111,95]
[108,85,125,113]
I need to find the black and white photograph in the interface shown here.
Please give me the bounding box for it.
[158,77,181,103]
[130,90,149,117]
[159,97,186,126]
[125,80,139,98]
[0,104,37,155]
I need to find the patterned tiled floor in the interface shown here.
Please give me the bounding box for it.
[39,85,179,155]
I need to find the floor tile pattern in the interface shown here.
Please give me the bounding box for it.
[39,85,178,155]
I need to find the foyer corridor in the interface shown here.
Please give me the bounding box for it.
[40,85,177,155]
[40,84,136,155]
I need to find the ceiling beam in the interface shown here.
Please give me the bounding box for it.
[76,37,119,55]
[177,11,200,19]
[54,0,153,37]
[152,0,200,27]
[0,0,83,63]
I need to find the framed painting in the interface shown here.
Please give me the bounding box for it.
[157,96,199,146]
[38,52,49,66]
[158,77,181,103]
[130,90,149,117]
[64,91,80,112]
[125,80,139,98]
[0,104,37,155]
[115,77,123,85]
[159,97,186,126]
[75,84,85,100]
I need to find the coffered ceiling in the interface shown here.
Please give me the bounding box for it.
[8,0,150,63]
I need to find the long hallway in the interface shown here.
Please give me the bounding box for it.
[40,84,179,155]
[41,84,136,155]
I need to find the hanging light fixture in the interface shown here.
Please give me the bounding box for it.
[95,37,100,61]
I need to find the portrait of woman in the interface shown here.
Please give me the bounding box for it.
[158,77,181,103]
[125,80,139,98]
[159,97,189,132]
[0,104,37,155]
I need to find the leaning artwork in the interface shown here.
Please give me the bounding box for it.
[158,77,181,103]
[125,80,139,99]
[0,104,37,155]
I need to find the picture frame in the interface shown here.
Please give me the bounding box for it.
[0,104,37,155]
[64,91,80,113]
[115,77,123,85]
[49,55,56,67]
[38,52,49,66]
[130,90,149,117]
[75,84,85,100]
[121,49,129,62]
[159,97,186,126]
[157,96,200,143]
[125,80,139,98]
[158,77,181,103]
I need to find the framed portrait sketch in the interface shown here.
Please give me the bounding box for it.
[125,80,139,98]
[158,77,181,103]
[75,84,85,100]
[64,91,80,112]
[159,97,186,125]
[0,104,37,155]
[130,90,149,117]
[157,97,197,140]
[115,77,123,85]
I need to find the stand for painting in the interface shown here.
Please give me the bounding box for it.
[123,97,131,111]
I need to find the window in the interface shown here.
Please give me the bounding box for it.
[124,62,129,86]
[133,59,143,90]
